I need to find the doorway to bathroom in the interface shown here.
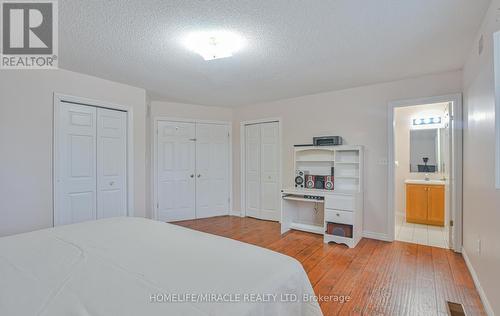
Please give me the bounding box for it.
[388,94,462,252]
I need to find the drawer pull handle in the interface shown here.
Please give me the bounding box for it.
[336,213,340,216]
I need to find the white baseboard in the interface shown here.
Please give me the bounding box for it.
[230,210,242,217]
[362,231,391,242]
[462,248,494,316]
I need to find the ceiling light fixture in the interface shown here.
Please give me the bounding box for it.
[183,31,245,61]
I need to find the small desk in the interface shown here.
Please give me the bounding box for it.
[281,188,363,248]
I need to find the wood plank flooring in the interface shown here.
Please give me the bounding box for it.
[172,216,485,316]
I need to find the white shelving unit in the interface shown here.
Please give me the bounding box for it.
[282,145,364,248]
[293,145,363,192]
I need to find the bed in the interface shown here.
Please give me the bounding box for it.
[0,217,322,316]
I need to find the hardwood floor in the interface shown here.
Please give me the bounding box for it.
[172,216,485,316]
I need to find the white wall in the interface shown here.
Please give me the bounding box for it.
[232,71,462,238]
[151,100,233,122]
[0,69,147,237]
[462,0,500,314]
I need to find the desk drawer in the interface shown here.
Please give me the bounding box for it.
[325,195,355,211]
[324,209,354,225]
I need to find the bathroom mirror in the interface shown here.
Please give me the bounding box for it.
[410,128,441,173]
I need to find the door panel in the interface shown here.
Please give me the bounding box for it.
[195,123,230,218]
[259,122,280,221]
[157,121,196,221]
[441,115,451,241]
[448,101,459,249]
[57,102,97,225]
[69,135,94,177]
[428,185,445,226]
[97,108,127,219]
[406,184,428,224]
[245,124,261,218]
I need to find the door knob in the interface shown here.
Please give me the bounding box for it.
[190,174,194,178]
[197,174,201,178]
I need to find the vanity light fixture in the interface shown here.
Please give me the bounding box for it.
[183,31,245,61]
[413,116,442,126]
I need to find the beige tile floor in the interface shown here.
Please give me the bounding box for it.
[395,213,449,249]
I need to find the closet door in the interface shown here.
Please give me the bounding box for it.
[259,122,280,221]
[96,108,127,219]
[56,102,97,225]
[245,124,261,218]
[195,123,230,218]
[157,121,196,221]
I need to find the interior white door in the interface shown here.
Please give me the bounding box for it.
[56,102,97,225]
[157,121,196,221]
[245,124,261,218]
[97,108,127,219]
[259,122,280,221]
[448,101,458,250]
[438,107,451,249]
[195,123,230,218]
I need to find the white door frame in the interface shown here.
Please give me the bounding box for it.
[53,93,135,226]
[240,118,282,219]
[387,93,463,252]
[152,117,233,220]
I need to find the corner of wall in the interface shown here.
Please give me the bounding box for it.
[461,248,495,316]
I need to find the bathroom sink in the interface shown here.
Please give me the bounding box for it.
[405,179,445,185]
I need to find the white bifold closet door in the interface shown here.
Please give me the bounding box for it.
[195,123,230,219]
[245,122,280,221]
[156,121,229,222]
[156,121,196,221]
[57,103,97,224]
[56,102,127,226]
[96,108,127,219]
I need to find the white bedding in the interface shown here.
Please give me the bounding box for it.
[0,217,322,316]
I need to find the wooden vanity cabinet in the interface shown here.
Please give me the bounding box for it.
[406,184,444,226]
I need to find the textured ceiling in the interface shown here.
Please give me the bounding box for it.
[59,0,490,107]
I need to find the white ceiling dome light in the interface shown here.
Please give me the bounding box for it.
[183,31,245,61]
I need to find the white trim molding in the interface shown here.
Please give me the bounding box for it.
[493,31,500,189]
[462,248,494,316]
[387,93,463,252]
[239,117,283,219]
[362,231,390,242]
[230,210,241,217]
[53,93,135,225]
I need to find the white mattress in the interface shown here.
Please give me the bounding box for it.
[0,217,322,316]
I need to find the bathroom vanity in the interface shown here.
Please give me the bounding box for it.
[405,180,445,226]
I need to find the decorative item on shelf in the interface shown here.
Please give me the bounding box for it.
[324,176,334,190]
[295,170,306,188]
[314,176,325,189]
[305,175,315,189]
[303,174,333,190]
[313,136,343,146]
